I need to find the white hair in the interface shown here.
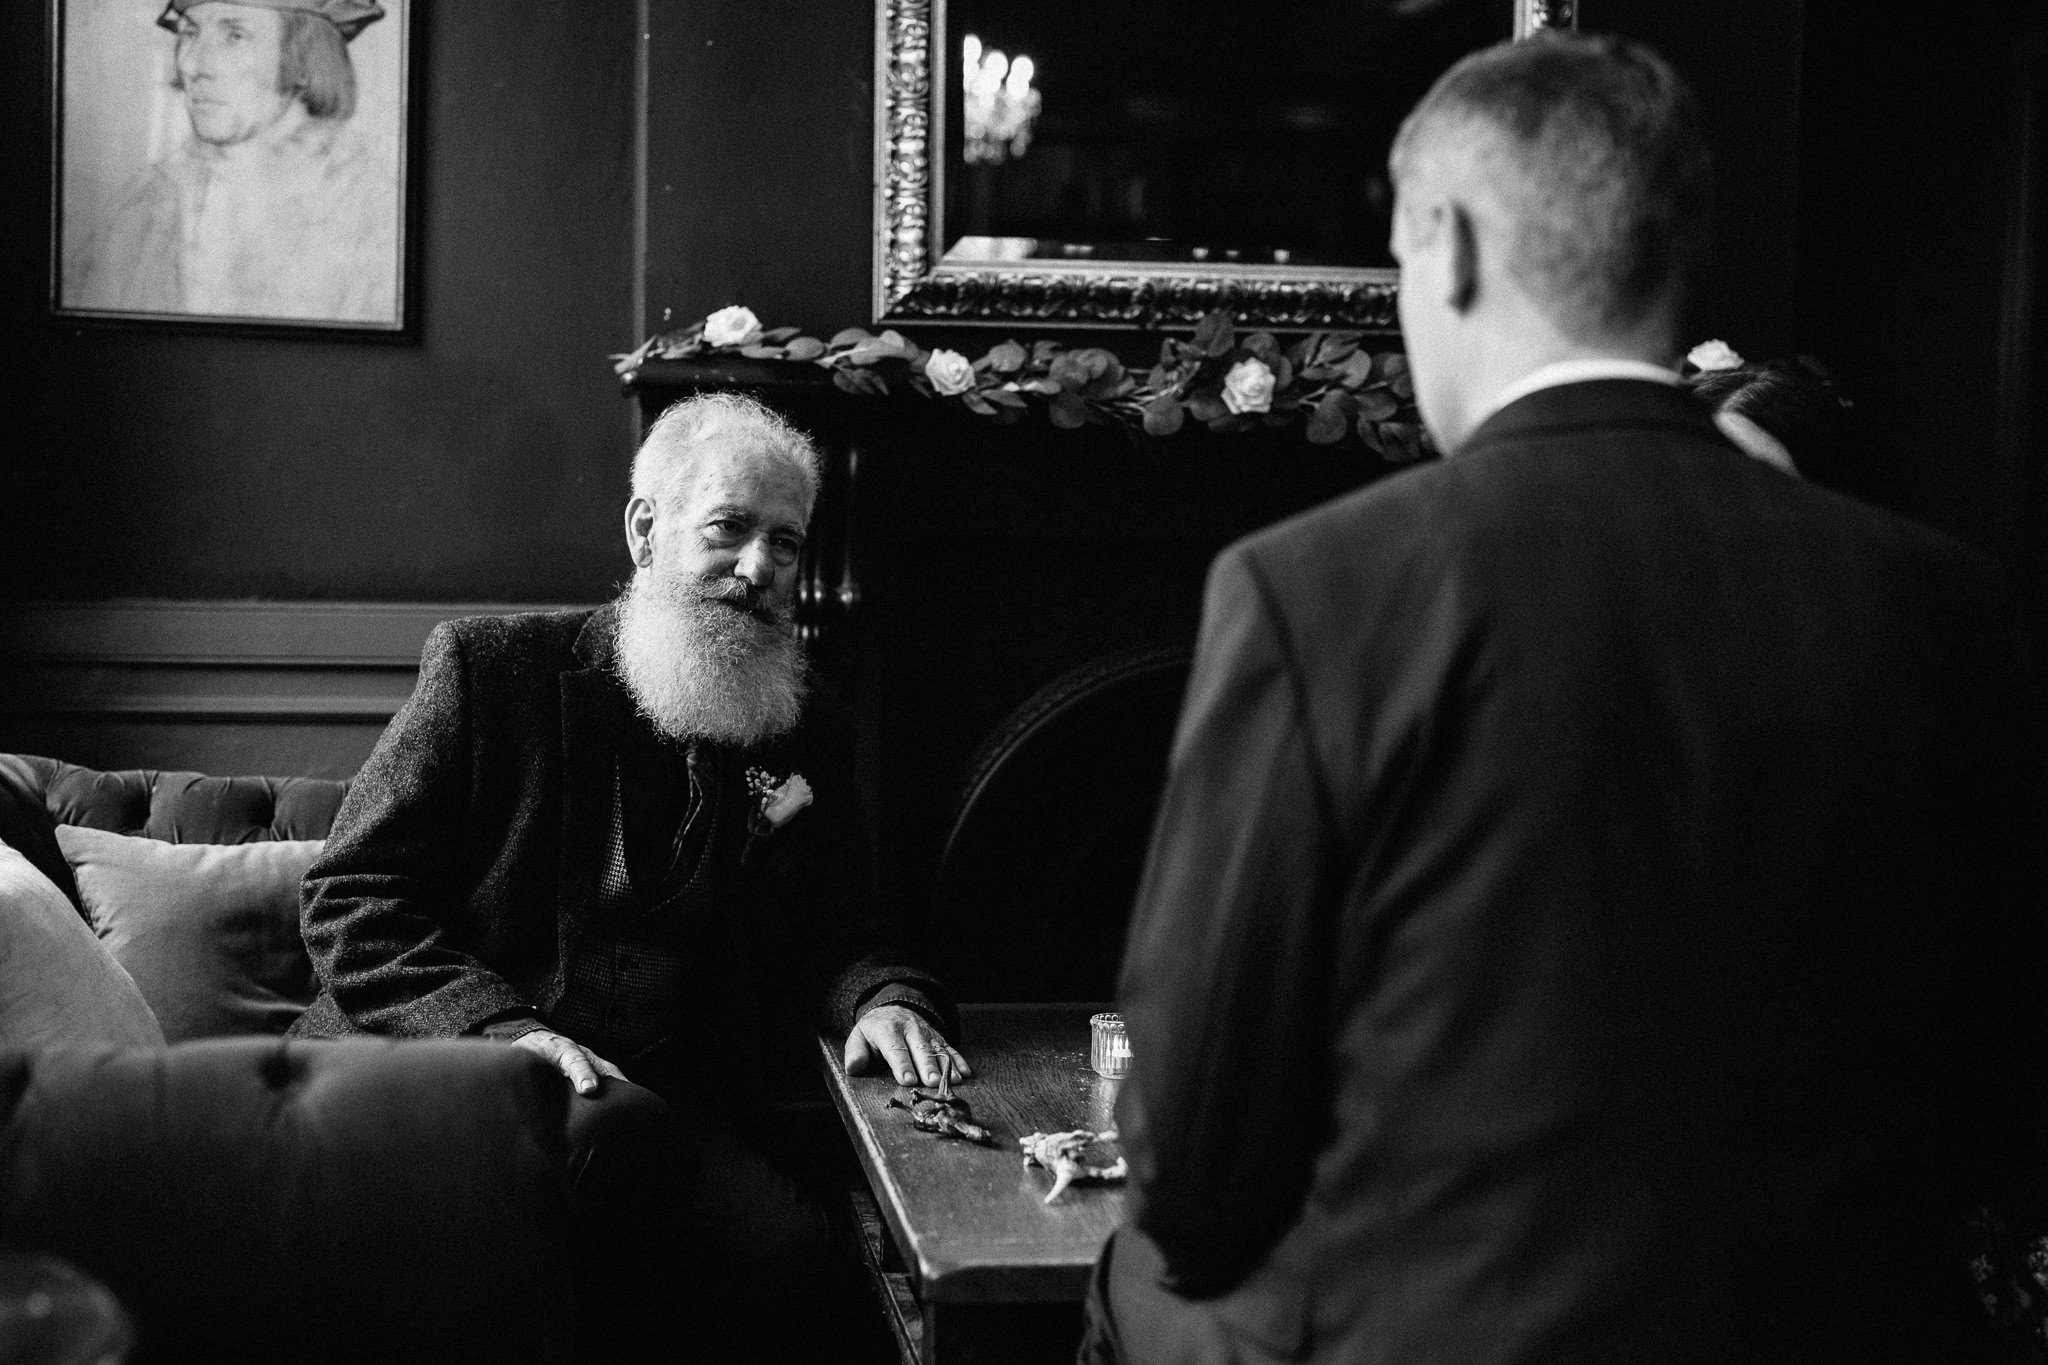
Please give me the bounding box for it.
[631,392,822,517]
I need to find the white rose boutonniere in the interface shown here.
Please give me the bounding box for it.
[1685,339,1744,373]
[1221,357,1276,415]
[924,348,976,396]
[703,305,764,348]
[745,768,813,835]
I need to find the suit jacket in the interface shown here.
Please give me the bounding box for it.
[1115,380,2040,1362]
[291,606,950,1071]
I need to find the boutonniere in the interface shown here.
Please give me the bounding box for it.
[745,768,813,835]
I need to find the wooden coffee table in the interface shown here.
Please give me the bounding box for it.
[820,1002,1127,1364]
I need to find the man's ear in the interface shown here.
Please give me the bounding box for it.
[1446,201,1479,315]
[623,496,657,568]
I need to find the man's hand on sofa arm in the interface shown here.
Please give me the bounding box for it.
[843,1003,973,1088]
[478,1012,628,1095]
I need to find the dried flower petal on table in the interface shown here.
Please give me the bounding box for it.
[1019,1129,1128,1204]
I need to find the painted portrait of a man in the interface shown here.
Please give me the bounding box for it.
[56,0,409,329]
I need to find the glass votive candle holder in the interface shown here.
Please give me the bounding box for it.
[1090,1012,1130,1079]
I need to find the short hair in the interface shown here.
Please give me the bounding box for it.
[1690,360,1849,483]
[1390,31,1713,341]
[632,393,823,520]
[280,11,356,120]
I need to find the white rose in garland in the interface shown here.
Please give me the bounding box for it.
[1220,357,1276,415]
[1685,339,1744,372]
[702,304,764,348]
[924,348,975,396]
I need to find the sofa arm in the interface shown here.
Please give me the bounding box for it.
[0,1038,575,1364]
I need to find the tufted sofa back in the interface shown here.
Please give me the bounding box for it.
[0,753,347,914]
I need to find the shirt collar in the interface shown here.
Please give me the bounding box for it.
[1476,358,1681,432]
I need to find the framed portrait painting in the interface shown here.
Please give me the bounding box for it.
[49,0,417,335]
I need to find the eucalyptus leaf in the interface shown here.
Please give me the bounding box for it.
[1192,310,1234,357]
[982,386,1028,408]
[985,340,1028,374]
[962,393,997,416]
[1305,395,1350,445]
[1317,336,1360,367]
[1388,424,1425,462]
[1389,371,1415,399]
[829,327,871,347]
[1337,351,1376,388]
[761,326,800,343]
[1049,390,1090,429]
[1246,332,1281,364]
[1355,389,1399,421]
[738,345,782,359]
[1272,356,1294,390]
[783,336,827,362]
[1187,394,1229,423]
[1032,340,1065,366]
[1377,352,1409,377]
[1357,416,1387,455]
[1142,397,1186,436]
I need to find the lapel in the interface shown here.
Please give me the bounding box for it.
[557,605,631,947]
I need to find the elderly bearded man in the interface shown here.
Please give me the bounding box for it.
[68,0,398,323]
[293,394,966,1354]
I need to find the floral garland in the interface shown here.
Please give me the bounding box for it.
[613,305,1435,461]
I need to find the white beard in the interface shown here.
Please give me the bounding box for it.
[614,567,808,746]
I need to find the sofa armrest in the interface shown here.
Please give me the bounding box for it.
[0,1037,575,1365]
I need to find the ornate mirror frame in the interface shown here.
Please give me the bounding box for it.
[874,0,1578,331]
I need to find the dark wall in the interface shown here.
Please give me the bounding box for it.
[3,1,642,603]
[1795,0,2045,561]
[640,2,1807,353]
[1,2,1813,609]
[642,0,875,336]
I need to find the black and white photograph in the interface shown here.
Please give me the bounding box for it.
[1,0,2044,1361]
[52,0,411,329]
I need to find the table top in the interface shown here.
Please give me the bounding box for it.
[819,1002,1127,1304]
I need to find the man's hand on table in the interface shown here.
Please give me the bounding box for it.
[844,1004,973,1087]
[511,1028,630,1095]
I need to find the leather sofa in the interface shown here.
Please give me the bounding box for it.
[0,754,637,1364]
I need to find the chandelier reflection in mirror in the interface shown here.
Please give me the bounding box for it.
[960,34,1041,166]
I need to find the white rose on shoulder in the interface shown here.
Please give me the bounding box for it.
[1221,358,1276,415]
[1686,339,1744,372]
[703,305,764,348]
[925,348,976,396]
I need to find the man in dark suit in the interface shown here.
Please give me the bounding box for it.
[292,392,966,1354]
[1085,32,2039,1364]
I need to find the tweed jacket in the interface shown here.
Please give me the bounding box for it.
[291,605,950,1052]
[1113,379,2040,1362]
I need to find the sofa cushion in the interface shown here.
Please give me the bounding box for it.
[0,840,164,1048]
[0,1038,575,1364]
[54,826,322,1042]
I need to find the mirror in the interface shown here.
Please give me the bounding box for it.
[874,0,1576,330]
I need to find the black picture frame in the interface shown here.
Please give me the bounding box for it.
[47,0,422,340]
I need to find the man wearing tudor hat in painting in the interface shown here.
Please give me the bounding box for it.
[67,0,398,324]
